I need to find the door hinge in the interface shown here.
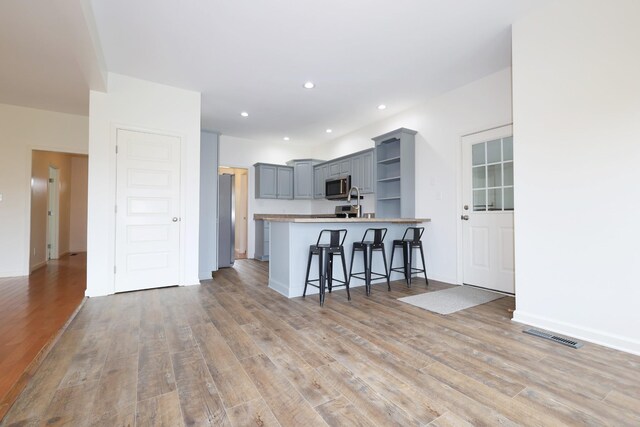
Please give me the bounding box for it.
[115,145,119,154]
[48,210,52,216]
[115,205,117,213]
[48,178,54,183]
[114,265,116,274]
[47,244,51,249]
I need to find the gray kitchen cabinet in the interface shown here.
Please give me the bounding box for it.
[254,220,269,261]
[254,163,294,199]
[288,159,324,199]
[328,161,341,178]
[339,158,351,175]
[277,166,294,199]
[350,149,375,194]
[360,149,375,193]
[314,164,329,198]
[373,128,417,218]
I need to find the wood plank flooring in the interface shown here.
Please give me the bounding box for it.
[3,259,640,426]
[0,254,86,420]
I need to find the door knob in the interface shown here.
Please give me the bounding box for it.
[172,217,179,222]
[461,215,469,221]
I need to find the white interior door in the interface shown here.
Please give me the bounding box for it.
[47,166,59,260]
[461,125,515,293]
[115,129,181,292]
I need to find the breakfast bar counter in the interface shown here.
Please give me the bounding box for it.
[256,216,430,298]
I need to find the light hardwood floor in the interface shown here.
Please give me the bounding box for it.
[2,259,640,426]
[0,254,86,420]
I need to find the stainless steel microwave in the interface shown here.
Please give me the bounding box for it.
[325,175,351,200]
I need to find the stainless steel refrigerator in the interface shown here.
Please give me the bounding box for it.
[218,174,235,268]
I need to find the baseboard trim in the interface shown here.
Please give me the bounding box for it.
[0,271,27,279]
[199,271,214,281]
[512,310,640,356]
[29,261,47,274]
[268,278,292,297]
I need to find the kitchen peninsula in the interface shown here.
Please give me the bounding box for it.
[255,215,430,298]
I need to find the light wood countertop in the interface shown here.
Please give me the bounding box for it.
[254,214,429,224]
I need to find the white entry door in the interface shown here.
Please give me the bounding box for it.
[115,129,181,292]
[461,125,515,294]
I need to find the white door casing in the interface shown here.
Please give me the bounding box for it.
[461,125,515,294]
[115,129,181,292]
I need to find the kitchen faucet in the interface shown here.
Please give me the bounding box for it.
[347,186,361,217]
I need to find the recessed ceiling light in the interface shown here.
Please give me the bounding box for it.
[240,111,249,117]
[303,81,315,89]
[326,129,332,133]
[377,104,386,110]
[283,136,290,141]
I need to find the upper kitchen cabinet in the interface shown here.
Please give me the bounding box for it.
[313,164,328,199]
[313,149,375,198]
[373,128,417,218]
[326,157,351,179]
[339,158,351,176]
[287,159,324,200]
[350,149,375,194]
[254,163,294,199]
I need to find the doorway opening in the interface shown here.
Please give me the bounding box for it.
[218,167,248,267]
[29,150,89,273]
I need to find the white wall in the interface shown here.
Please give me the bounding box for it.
[310,69,513,284]
[69,155,88,252]
[512,0,640,354]
[218,135,315,258]
[87,73,201,296]
[0,103,88,278]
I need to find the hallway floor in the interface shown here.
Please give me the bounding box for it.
[0,254,86,419]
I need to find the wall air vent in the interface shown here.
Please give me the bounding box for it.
[523,329,583,349]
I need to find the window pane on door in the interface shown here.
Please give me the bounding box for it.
[504,187,514,210]
[470,137,514,212]
[473,166,486,188]
[473,189,486,211]
[487,164,502,187]
[503,161,513,186]
[472,143,485,166]
[487,188,502,211]
[487,139,502,163]
[503,137,513,161]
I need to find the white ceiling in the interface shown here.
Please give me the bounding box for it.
[0,1,88,114]
[1,1,547,143]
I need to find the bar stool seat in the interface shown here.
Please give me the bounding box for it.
[348,228,390,296]
[304,229,349,306]
[389,226,428,288]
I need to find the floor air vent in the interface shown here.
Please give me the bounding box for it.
[523,329,583,349]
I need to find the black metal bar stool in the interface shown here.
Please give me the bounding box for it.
[348,228,390,296]
[303,229,349,306]
[389,226,428,288]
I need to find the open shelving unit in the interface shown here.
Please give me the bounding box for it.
[372,128,417,218]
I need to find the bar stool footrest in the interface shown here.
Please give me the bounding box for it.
[350,272,389,281]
